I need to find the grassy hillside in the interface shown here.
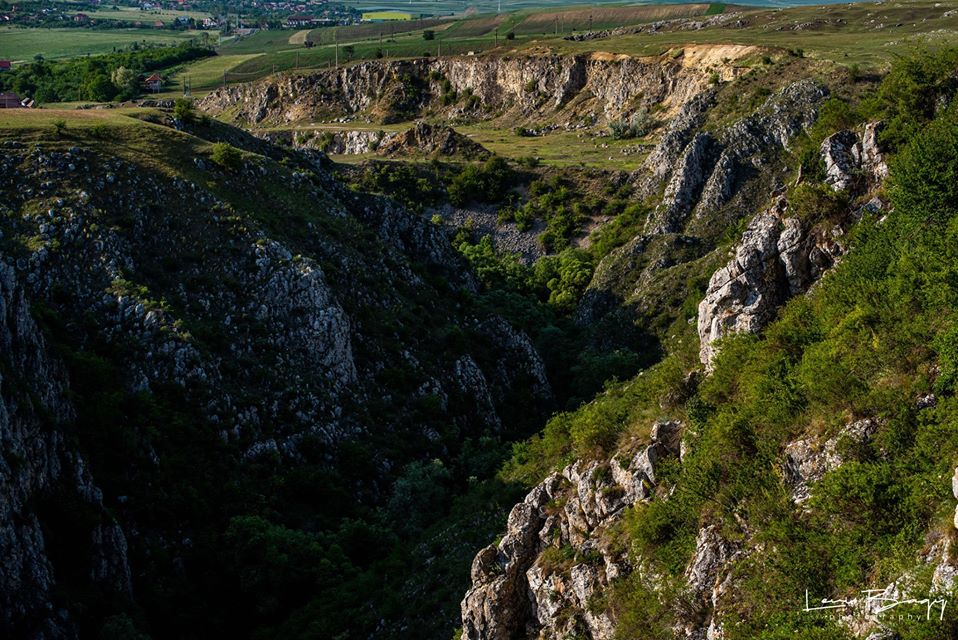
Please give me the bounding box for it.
[0,26,211,62]
[501,47,958,639]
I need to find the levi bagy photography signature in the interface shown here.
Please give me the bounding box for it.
[803,589,948,621]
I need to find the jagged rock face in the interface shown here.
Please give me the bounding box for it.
[696,121,889,368]
[821,129,862,192]
[200,52,710,126]
[636,88,716,195]
[634,80,829,236]
[648,131,719,233]
[461,420,682,640]
[696,198,795,368]
[269,121,491,159]
[0,135,554,635]
[678,525,741,640]
[0,260,131,639]
[821,122,889,193]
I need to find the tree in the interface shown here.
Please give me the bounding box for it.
[85,73,117,102]
[173,97,195,123]
[423,29,435,40]
[110,66,138,98]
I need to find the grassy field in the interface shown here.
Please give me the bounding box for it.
[0,108,149,129]
[157,53,265,97]
[305,18,456,44]
[83,6,211,24]
[0,26,213,62]
[545,0,958,66]
[362,11,413,21]
[272,121,649,170]
[217,28,304,54]
[512,3,717,34]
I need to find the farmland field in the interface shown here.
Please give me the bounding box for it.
[160,53,265,96]
[305,18,456,44]
[548,0,958,66]
[511,3,716,34]
[82,6,211,24]
[362,11,413,20]
[0,26,212,62]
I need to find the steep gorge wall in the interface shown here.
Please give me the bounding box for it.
[0,260,131,639]
[199,52,713,126]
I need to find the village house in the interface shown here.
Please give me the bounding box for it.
[72,12,89,22]
[144,73,163,92]
[284,13,314,28]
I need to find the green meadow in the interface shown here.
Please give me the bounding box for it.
[0,26,212,63]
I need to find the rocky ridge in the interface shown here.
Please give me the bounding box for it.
[697,121,889,368]
[199,52,714,126]
[0,125,553,637]
[462,421,690,640]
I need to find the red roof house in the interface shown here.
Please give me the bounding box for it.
[144,73,163,92]
[0,60,11,72]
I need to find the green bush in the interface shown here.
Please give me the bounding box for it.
[173,97,195,123]
[447,156,515,206]
[210,142,242,169]
[608,108,654,140]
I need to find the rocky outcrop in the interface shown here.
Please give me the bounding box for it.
[461,420,682,640]
[200,52,711,126]
[636,80,828,236]
[821,122,889,193]
[0,259,131,639]
[377,121,490,158]
[783,418,879,504]
[637,88,716,194]
[696,198,799,367]
[696,120,890,368]
[678,525,741,640]
[648,131,719,233]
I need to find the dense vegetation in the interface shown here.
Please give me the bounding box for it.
[503,48,958,639]
[0,43,213,102]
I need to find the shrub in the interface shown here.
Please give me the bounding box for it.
[173,97,195,123]
[608,108,654,140]
[447,156,515,206]
[210,142,242,169]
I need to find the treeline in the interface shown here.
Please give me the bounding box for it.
[0,43,214,103]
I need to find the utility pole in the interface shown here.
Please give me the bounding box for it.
[495,29,498,46]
